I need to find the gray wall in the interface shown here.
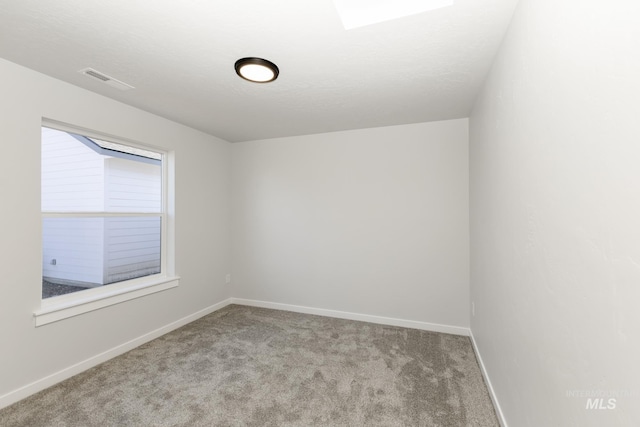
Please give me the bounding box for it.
[470,0,640,425]
[0,58,232,402]
[231,120,470,329]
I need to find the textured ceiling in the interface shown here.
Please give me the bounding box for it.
[0,0,519,142]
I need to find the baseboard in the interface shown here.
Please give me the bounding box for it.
[0,298,233,410]
[469,330,508,427]
[231,298,470,336]
[2,297,470,411]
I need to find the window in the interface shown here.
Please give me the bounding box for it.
[36,121,177,325]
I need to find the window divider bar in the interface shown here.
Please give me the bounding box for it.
[42,212,163,218]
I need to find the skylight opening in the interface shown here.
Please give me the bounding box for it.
[333,0,454,30]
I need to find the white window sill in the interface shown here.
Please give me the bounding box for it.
[34,276,180,327]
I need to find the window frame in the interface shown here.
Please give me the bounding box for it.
[35,119,178,326]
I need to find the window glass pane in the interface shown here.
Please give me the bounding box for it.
[104,216,161,283]
[43,216,161,299]
[42,127,162,213]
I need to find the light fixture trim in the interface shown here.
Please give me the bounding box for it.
[235,57,279,83]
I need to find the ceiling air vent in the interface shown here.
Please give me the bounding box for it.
[78,68,134,91]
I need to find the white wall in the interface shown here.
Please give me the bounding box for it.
[470,0,640,425]
[231,119,469,329]
[0,58,231,403]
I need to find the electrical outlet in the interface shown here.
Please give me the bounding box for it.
[225,274,231,284]
[472,302,475,316]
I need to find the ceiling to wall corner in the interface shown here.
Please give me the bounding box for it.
[0,0,519,142]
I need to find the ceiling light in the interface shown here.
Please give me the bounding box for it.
[234,57,279,83]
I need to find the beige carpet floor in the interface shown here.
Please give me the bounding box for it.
[0,305,499,426]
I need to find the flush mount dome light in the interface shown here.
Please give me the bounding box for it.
[235,57,279,83]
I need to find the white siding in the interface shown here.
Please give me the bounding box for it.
[42,217,104,285]
[42,131,162,286]
[42,128,106,285]
[103,157,162,283]
[104,157,161,212]
[41,127,105,212]
[104,217,161,284]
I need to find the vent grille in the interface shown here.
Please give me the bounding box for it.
[84,69,110,82]
[78,68,135,91]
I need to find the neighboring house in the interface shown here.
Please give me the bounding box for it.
[42,127,162,288]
